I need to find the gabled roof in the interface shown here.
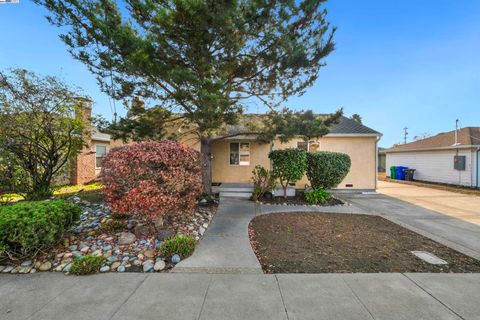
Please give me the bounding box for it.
[92,126,111,142]
[221,114,381,137]
[328,116,381,135]
[386,127,480,153]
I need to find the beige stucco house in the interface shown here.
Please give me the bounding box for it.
[208,116,382,191]
[76,114,381,192]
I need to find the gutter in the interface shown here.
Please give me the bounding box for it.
[385,144,480,153]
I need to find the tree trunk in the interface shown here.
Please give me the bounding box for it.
[200,137,213,195]
[282,183,288,199]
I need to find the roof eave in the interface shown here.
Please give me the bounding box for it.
[385,144,480,153]
[325,133,382,138]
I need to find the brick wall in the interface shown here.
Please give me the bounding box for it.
[70,99,97,185]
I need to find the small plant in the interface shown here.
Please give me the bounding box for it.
[0,200,81,259]
[269,149,307,198]
[251,165,276,202]
[70,254,105,275]
[100,219,126,232]
[159,234,196,259]
[304,188,331,205]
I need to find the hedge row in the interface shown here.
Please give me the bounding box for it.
[268,149,351,190]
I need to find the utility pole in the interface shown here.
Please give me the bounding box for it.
[455,119,459,145]
[403,127,408,144]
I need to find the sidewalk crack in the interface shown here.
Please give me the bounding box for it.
[26,277,81,320]
[402,273,465,320]
[196,274,213,320]
[274,275,290,320]
[341,276,376,320]
[108,274,148,320]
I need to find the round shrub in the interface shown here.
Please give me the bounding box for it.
[70,254,105,275]
[269,148,307,198]
[159,234,196,259]
[306,151,351,189]
[101,141,203,224]
[0,200,81,258]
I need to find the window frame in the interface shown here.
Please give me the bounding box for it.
[229,142,250,166]
[95,145,107,169]
[296,140,320,152]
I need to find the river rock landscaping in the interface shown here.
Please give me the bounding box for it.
[249,212,480,273]
[0,195,217,274]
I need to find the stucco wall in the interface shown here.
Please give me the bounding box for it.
[209,136,378,190]
[211,140,271,183]
[274,136,377,190]
[386,148,477,187]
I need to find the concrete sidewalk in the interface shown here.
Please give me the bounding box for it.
[1,272,479,320]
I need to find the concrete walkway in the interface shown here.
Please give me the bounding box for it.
[1,272,480,320]
[174,198,262,273]
[378,180,480,225]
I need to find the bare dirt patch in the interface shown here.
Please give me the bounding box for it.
[249,212,480,273]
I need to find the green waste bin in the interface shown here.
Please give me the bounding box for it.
[390,166,396,179]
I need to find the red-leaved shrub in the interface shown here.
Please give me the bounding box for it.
[101,141,203,223]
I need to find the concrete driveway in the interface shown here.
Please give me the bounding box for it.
[378,181,480,225]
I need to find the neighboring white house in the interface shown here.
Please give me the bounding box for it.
[385,127,480,188]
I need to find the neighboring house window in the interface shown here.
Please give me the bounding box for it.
[95,145,107,168]
[230,142,250,166]
[297,141,320,151]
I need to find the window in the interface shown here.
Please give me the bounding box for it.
[297,141,308,151]
[297,141,320,151]
[95,145,107,168]
[230,142,250,165]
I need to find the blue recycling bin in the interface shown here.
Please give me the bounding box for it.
[395,166,408,180]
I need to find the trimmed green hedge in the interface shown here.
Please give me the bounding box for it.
[306,151,351,189]
[0,200,81,258]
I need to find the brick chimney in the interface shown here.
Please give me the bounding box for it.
[70,98,96,185]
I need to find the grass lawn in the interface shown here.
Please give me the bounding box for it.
[54,182,104,203]
[249,212,480,273]
[0,182,104,204]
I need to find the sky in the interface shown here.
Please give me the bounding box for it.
[0,1,479,147]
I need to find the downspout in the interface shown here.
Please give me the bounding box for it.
[476,148,479,188]
[375,136,381,190]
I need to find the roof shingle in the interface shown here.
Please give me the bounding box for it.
[386,127,480,152]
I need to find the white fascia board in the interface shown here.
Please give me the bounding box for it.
[385,145,480,153]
